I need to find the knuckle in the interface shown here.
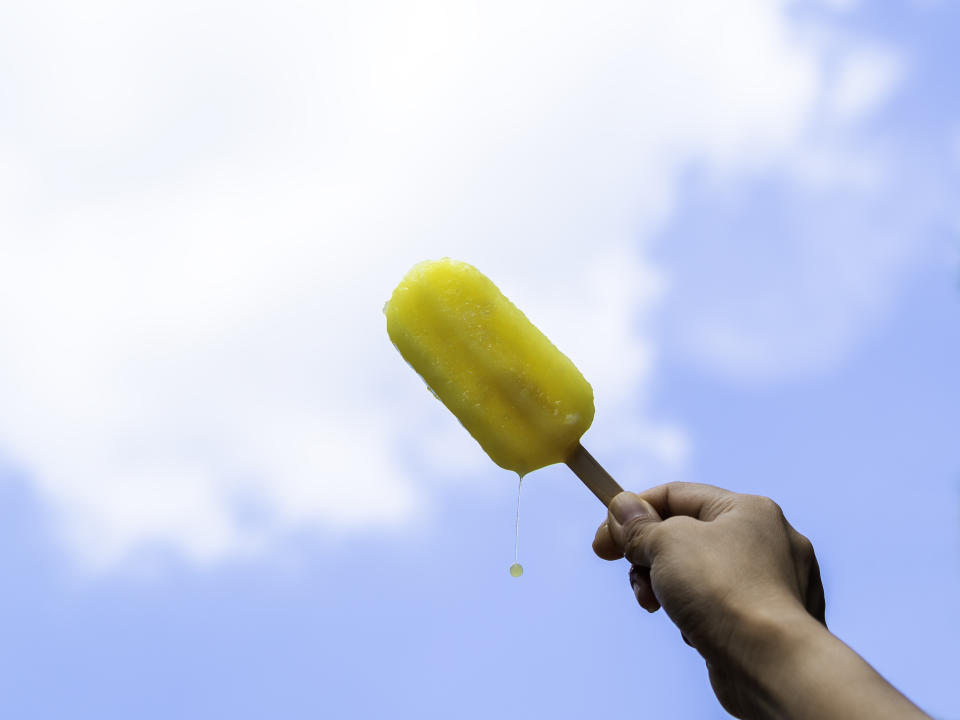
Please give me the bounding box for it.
[622,526,646,557]
[623,538,643,563]
[751,494,782,517]
[622,523,657,562]
[666,481,697,495]
[795,533,814,558]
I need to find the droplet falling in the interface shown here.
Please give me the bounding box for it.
[510,475,523,578]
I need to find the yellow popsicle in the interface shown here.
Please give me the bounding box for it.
[385,258,625,512]
[385,259,594,476]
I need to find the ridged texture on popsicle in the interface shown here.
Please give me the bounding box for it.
[385,258,594,476]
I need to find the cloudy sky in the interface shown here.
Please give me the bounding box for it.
[1,1,958,718]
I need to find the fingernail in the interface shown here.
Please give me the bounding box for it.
[610,493,650,526]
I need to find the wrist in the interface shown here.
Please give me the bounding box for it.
[721,598,826,716]
[721,599,929,720]
[732,597,822,667]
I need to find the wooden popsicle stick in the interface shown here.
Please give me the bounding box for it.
[565,443,624,507]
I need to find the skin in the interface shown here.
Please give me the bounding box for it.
[593,483,930,720]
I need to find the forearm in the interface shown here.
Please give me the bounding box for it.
[731,604,929,720]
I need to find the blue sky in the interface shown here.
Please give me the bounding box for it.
[1,1,958,718]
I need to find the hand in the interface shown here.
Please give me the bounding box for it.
[592,483,826,718]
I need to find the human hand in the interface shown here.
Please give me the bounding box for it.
[593,483,826,718]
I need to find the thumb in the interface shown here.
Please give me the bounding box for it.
[608,492,663,566]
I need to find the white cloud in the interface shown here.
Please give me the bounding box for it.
[658,139,942,382]
[810,0,861,10]
[828,47,902,124]
[660,138,946,383]
[0,0,886,566]
[652,27,948,385]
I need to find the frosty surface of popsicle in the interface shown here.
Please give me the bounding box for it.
[384,258,594,476]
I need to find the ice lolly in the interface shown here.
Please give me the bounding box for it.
[385,258,622,505]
